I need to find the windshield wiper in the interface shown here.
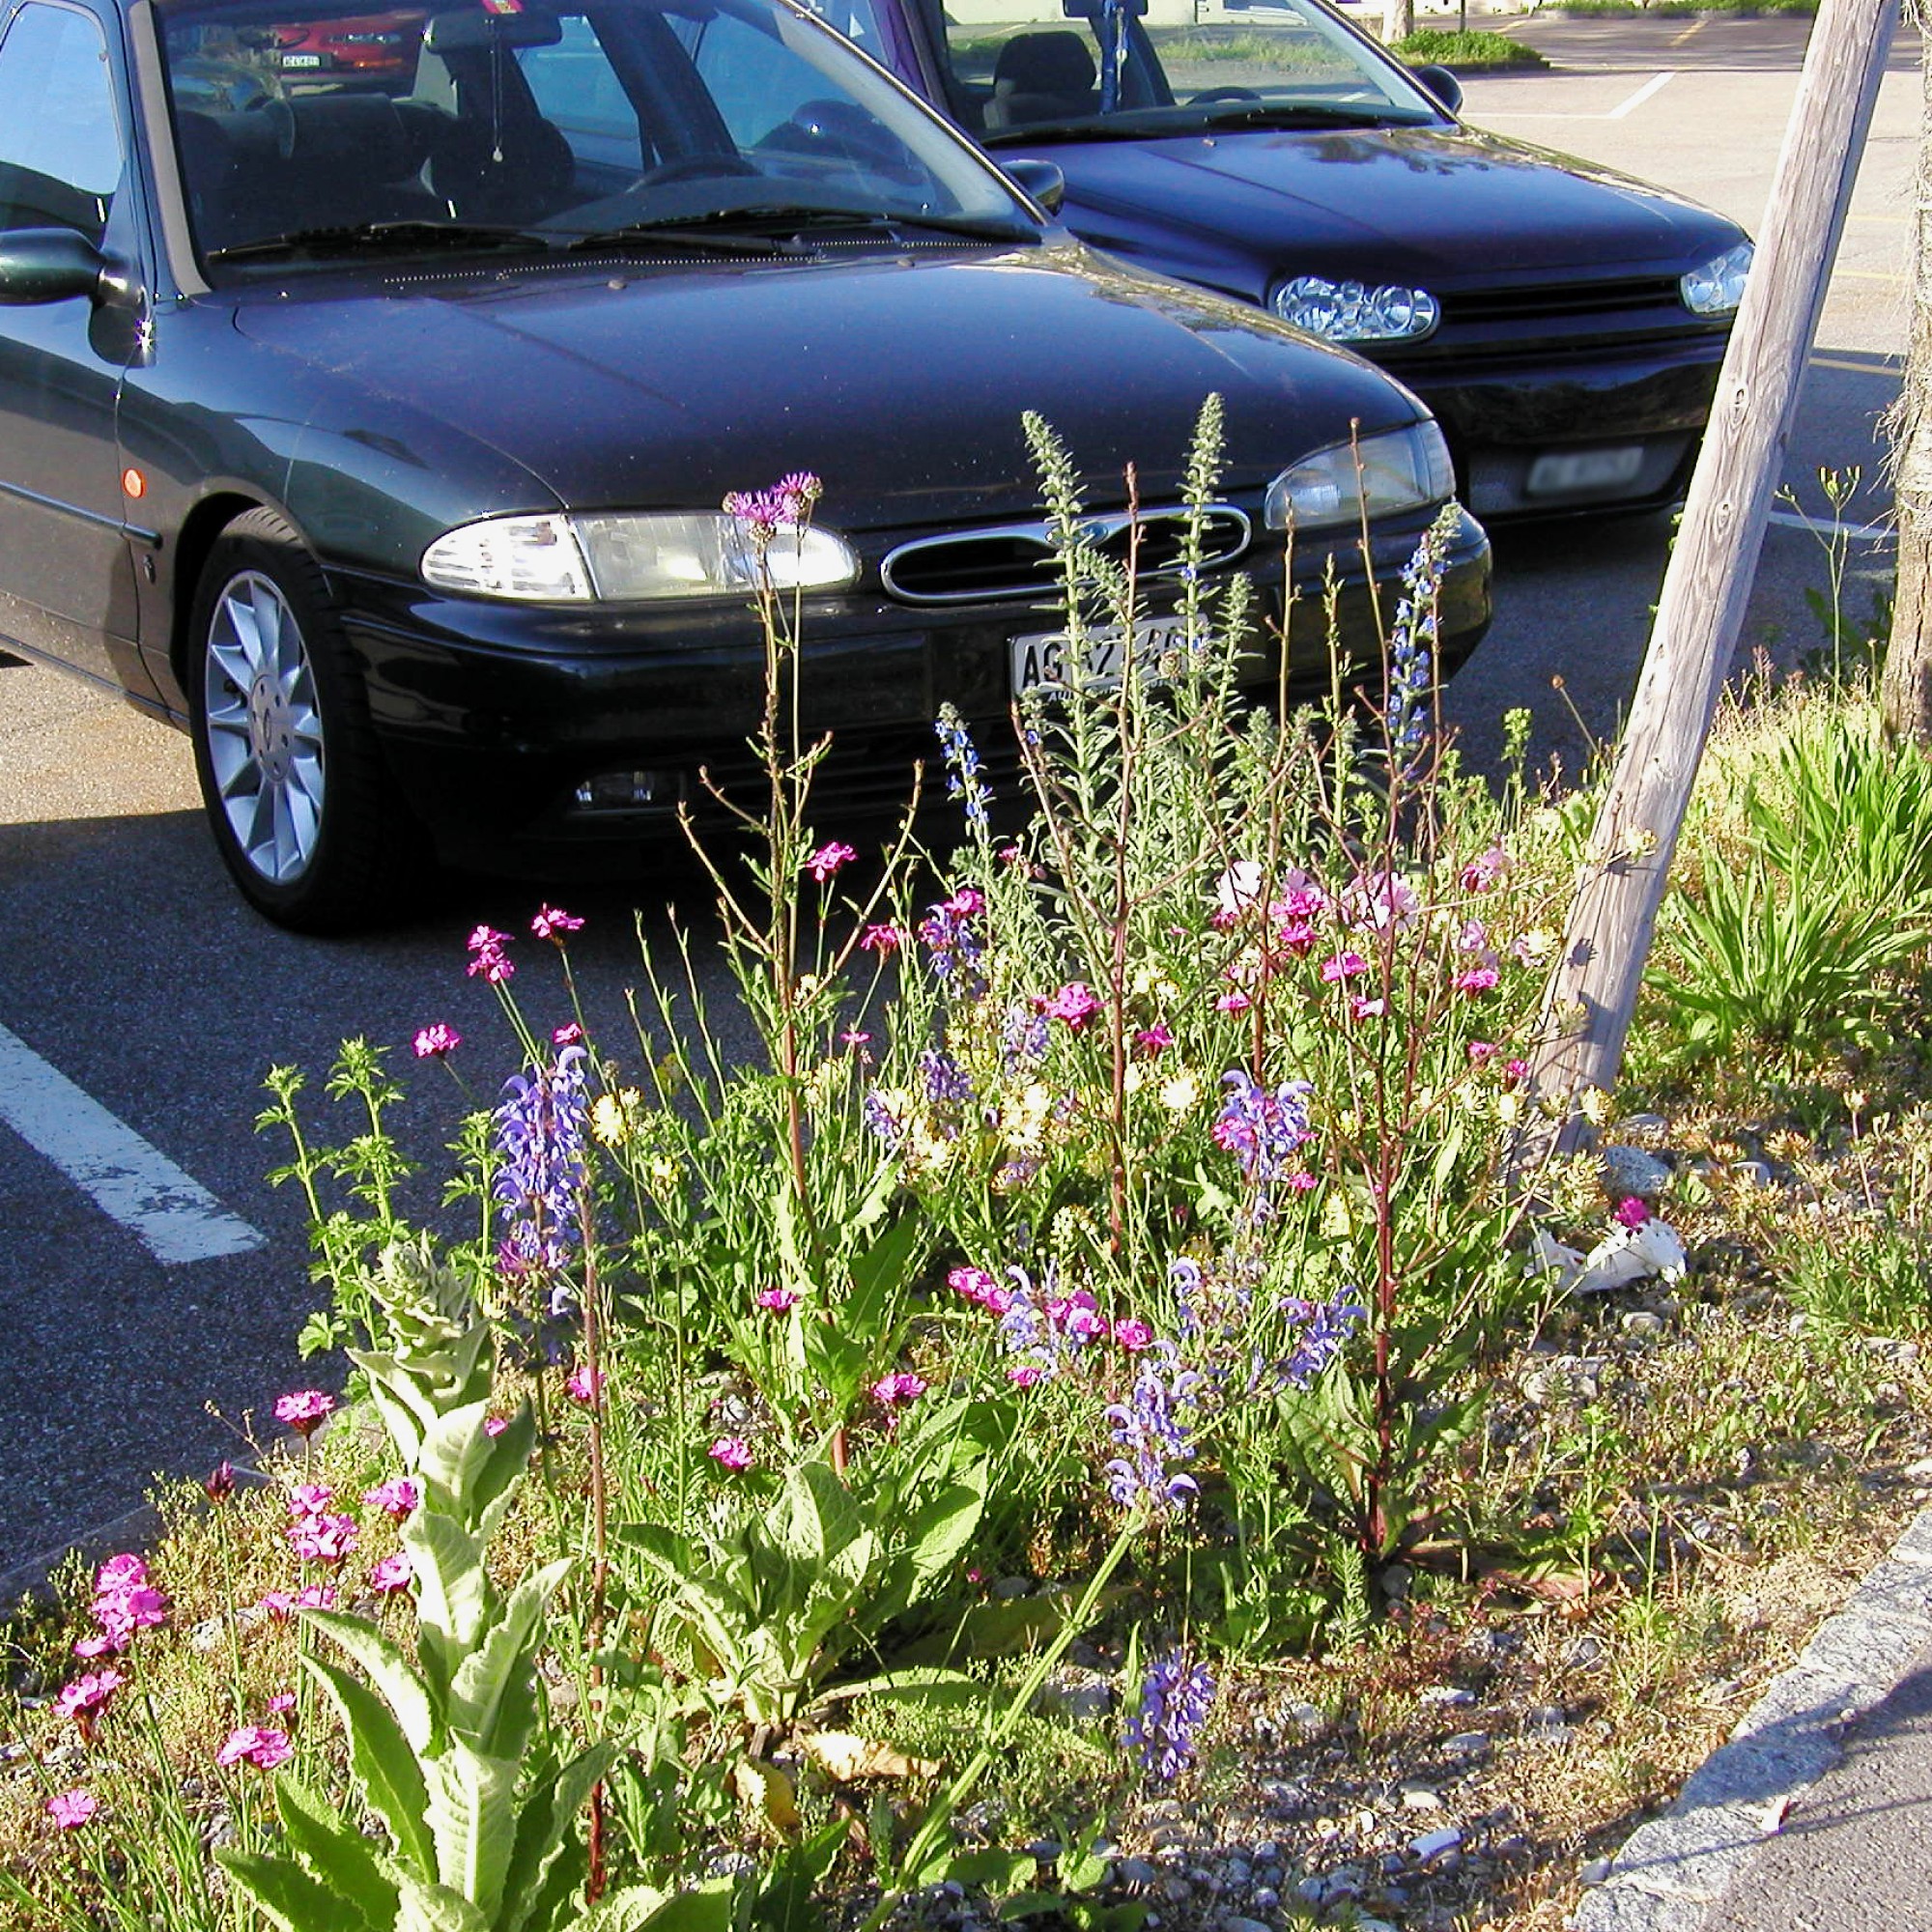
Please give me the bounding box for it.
[567,205,1036,248]
[205,219,552,264]
[1191,102,1433,131]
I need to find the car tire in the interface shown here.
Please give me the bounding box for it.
[187,507,417,932]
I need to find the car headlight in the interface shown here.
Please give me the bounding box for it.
[1271,274,1440,345]
[420,511,861,602]
[1264,421,1457,533]
[1680,241,1752,317]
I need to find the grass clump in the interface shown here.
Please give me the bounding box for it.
[1394,27,1549,68]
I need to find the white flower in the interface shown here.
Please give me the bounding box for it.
[1215,861,1264,918]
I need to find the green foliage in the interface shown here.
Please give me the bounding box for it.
[1392,29,1548,68]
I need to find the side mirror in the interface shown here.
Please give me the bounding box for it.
[1409,63,1463,114]
[0,228,116,305]
[1003,156,1065,215]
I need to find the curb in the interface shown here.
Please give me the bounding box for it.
[1570,1506,1932,1930]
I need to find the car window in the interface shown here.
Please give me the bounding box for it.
[158,0,1030,266]
[0,2,125,242]
[936,0,1439,139]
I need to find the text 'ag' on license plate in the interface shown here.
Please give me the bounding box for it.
[1011,617,1191,695]
[1525,444,1645,497]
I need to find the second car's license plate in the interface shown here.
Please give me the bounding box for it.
[1526,445,1645,497]
[1010,616,1192,695]
[281,51,323,65]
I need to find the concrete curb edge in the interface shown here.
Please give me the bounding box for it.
[1570,1506,1932,1930]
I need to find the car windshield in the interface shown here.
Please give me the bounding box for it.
[156,0,1034,268]
[927,0,1444,143]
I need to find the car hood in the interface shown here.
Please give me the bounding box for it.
[236,238,1422,529]
[1040,125,1744,295]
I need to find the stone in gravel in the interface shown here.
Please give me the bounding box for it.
[1564,1634,1607,1669]
[1218,1917,1271,1932]
[1287,1699,1326,1734]
[991,1577,1032,1599]
[1443,1731,1491,1757]
[1036,1667,1114,1723]
[1603,1144,1672,1198]
[1221,1858,1250,1886]
[1421,1684,1474,1705]
[1400,1784,1442,1810]
[1161,1878,1191,1905]
[1293,1875,1326,1905]
[1378,1563,1411,1601]
[1619,1113,1669,1137]
[1864,1335,1921,1368]
[1622,1311,1665,1338]
[1410,1827,1462,1863]
[1733,1158,1775,1188]
[1250,1889,1278,1911]
[1149,1826,1190,1852]
[1118,1859,1160,1888]
[1578,1858,1612,1886]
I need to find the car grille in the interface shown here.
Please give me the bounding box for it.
[880,503,1251,605]
[1444,276,1687,325]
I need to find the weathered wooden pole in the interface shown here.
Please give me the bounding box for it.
[1525,0,1895,1135]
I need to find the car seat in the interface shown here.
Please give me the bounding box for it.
[983,30,1099,131]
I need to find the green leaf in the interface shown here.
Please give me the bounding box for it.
[305,1608,439,1755]
[497,1741,618,1932]
[417,1399,506,1521]
[901,1470,986,1599]
[446,1559,571,1759]
[302,1650,438,1880]
[394,1868,494,1932]
[422,1736,519,1918]
[936,1850,1036,1894]
[216,1849,366,1932]
[409,1508,495,1656]
[748,1821,843,1932]
[273,1774,400,1928]
[996,1890,1065,1920]
[575,1879,737,1932]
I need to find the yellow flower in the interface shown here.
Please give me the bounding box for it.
[1159,1069,1201,1115]
[1515,927,1556,963]
[590,1089,642,1147]
[1496,1092,1522,1125]
[645,1152,679,1191]
[1578,1085,1611,1126]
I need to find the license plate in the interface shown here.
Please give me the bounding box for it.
[1010,616,1191,695]
[1526,445,1645,497]
[281,51,323,66]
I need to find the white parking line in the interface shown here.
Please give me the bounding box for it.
[0,1023,266,1264]
[1607,71,1677,119]
[1767,507,1891,541]
[1467,70,1677,121]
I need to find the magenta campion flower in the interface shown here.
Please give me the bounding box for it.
[217,1726,293,1773]
[1320,951,1368,983]
[1455,964,1500,995]
[709,1435,753,1472]
[859,923,903,954]
[554,1022,585,1046]
[95,1555,146,1594]
[266,1692,297,1715]
[1613,1196,1651,1230]
[57,1671,124,1727]
[806,840,857,882]
[531,903,585,941]
[565,1364,606,1406]
[1007,1364,1044,1388]
[287,1484,334,1517]
[756,1285,801,1313]
[869,1372,926,1408]
[1134,1026,1174,1058]
[273,1389,334,1436]
[369,1554,412,1595]
[1216,989,1252,1015]
[466,923,515,982]
[1350,996,1386,1022]
[288,1513,359,1564]
[1467,1039,1499,1065]
[1113,1319,1153,1351]
[1043,981,1101,1030]
[206,1462,237,1503]
[412,1022,462,1059]
[257,1585,337,1621]
[45,1789,97,1830]
[363,1478,419,1520]
[484,1415,509,1437]
[1462,844,1510,894]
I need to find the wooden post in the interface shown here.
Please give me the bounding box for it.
[1524,0,1895,1137]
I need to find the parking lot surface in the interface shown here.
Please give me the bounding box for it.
[0,11,1918,1569]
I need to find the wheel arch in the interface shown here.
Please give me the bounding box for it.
[167,491,306,695]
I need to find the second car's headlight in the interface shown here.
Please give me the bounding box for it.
[421,511,861,602]
[1271,275,1441,345]
[1264,421,1458,533]
[1680,241,1753,317]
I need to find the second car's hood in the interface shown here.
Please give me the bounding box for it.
[1040,124,1744,293]
[237,237,1421,529]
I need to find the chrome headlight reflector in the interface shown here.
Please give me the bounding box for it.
[421,511,860,602]
[1680,241,1752,317]
[1264,421,1457,533]
[1270,274,1440,345]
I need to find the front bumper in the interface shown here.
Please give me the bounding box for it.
[330,506,1491,876]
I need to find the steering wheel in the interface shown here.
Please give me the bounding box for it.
[1188,87,1262,104]
[634,152,759,186]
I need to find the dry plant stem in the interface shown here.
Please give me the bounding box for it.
[1107,480,1145,1248]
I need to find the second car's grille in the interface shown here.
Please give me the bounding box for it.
[881,503,1251,605]
[1445,276,1687,325]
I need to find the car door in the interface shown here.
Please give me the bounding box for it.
[0,0,151,692]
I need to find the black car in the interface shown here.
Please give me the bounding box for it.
[0,0,1489,930]
[871,0,1752,522]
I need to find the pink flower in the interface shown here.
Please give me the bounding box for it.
[1216,990,1252,1014]
[362,1478,419,1521]
[1043,981,1101,1030]
[412,1023,462,1059]
[552,1021,584,1046]
[948,1264,999,1306]
[288,1513,359,1564]
[806,841,858,883]
[95,1556,147,1594]
[1321,951,1369,983]
[1112,1319,1153,1351]
[273,1390,334,1437]
[944,888,984,918]
[1455,965,1500,996]
[369,1554,412,1595]
[57,1671,124,1729]
[92,1586,169,1647]
[531,904,585,941]
[484,1415,509,1437]
[266,1692,297,1715]
[206,1462,237,1503]
[1134,1026,1174,1058]
[71,1634,120,1660]
[1457,917,1489,953]
[840,1029,871,1050]
[45,1789,96,1831]
[466,924,515,982]
[287,1484,334,1517]
[1613,1196,1651,1230]
[1341,869,1419,933]
[998,844,1029,869]
[1285,1170,1319,1192]
[1350,996,1386,1021]
[756,1285,801,1313]
[1467,1040,1499,1066]
[859,924,903,955]
[709,1435,753,1472]
[1505,1058,1529,1086]
[869,1372,927,1408]
[217,1726,293,1773]
[566,1364,606,1406]
[1007,1364,1044,1388]
[256,1585,337,1622]
[1462,845,1509,894]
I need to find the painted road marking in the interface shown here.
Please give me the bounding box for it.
[1669,14,1707,43]
[1767,507,1890,541]
[1810,353,1901,373]
[1607,71,1676,118]
[1469,70,1676,120]
[0,1023,266,1264]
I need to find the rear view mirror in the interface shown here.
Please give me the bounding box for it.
[1061,0,1148,17]
[423,7,563,52]
[1002,156,1065,214]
